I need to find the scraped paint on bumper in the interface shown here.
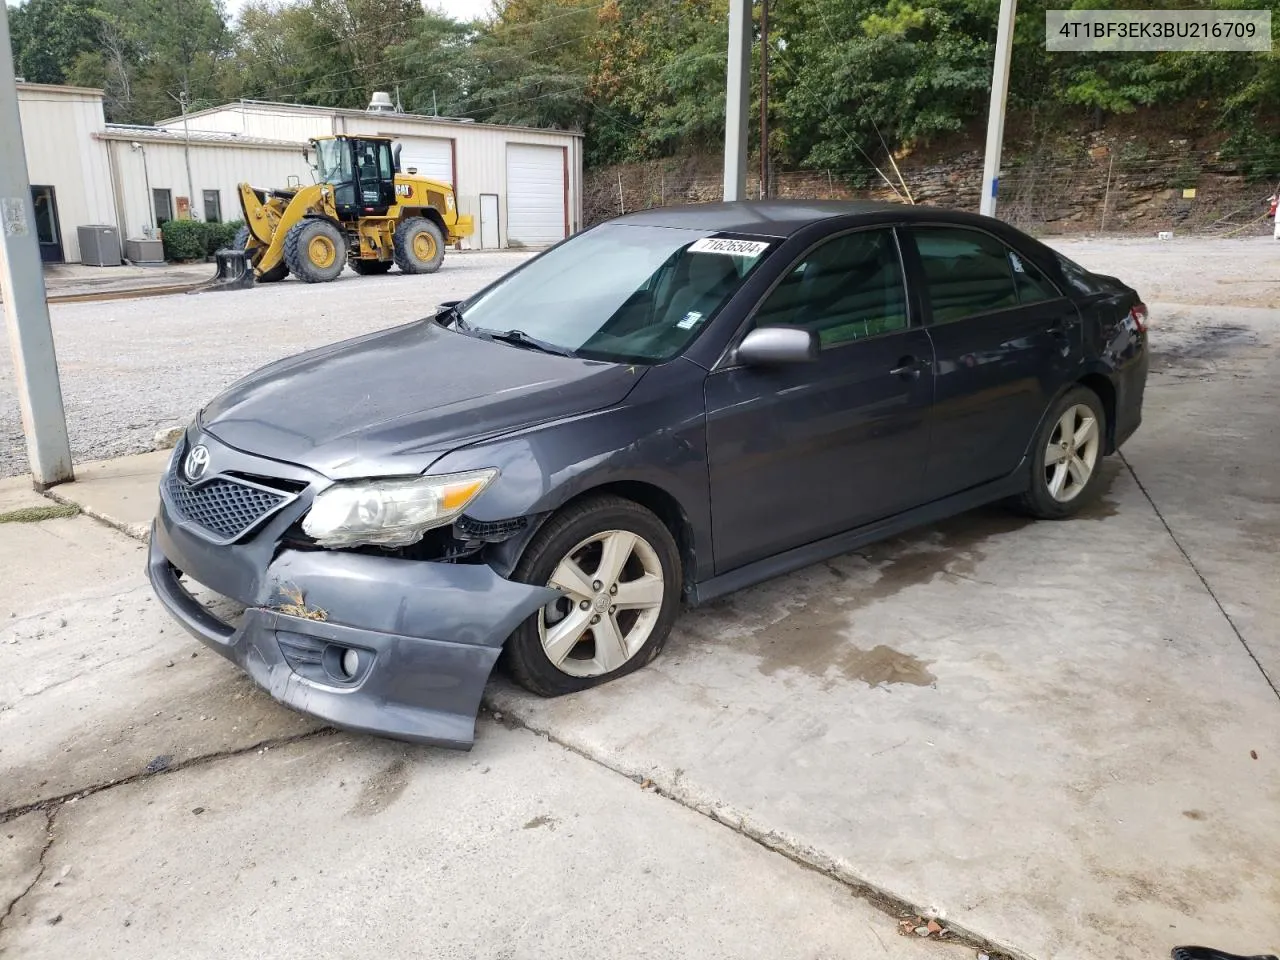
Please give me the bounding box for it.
[148,505,556,749]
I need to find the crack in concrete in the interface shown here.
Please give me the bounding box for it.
[0,807,56,935]
[482,704,1025,960]
[1120,451,1280,703]
[0,728,336,826]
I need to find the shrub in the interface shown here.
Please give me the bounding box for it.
[160,218,247,261]
[159,219,207,262]
[204,219,244,255]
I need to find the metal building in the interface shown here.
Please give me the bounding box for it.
[16,83,584,263]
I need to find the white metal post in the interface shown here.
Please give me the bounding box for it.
[722,0,752,202]
[979,0,1017,218]
[0,3,74,488]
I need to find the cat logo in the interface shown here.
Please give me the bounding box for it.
[395,184,413,199]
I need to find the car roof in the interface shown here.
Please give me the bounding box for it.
[612,200,1008,239]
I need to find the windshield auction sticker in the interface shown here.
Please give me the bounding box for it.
[1046,9,1271,51]
[690,237,771,258]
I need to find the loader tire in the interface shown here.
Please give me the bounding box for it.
[350,259,393,276]
[393,217,445,274]
[236,225,289,282]
[284,219,346,283]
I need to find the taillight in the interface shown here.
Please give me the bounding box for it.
[1129,303,1148,333]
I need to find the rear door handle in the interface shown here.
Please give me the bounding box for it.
[890,356,925,378]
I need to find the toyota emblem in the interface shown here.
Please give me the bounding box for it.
[184,444,210,482]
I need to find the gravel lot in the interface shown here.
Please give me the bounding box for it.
[0,251,532,477]
[2,235,1277,478]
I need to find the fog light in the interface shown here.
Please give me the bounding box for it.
[340,648,361,679]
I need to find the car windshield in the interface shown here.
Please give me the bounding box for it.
[457,224,775,364]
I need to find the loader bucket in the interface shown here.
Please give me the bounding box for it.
[189,248,255,294]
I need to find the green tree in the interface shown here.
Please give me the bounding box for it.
[383,10,477,116]
[7,0,99,84]
[228,0,353,106]
[774,0,992,177]
[461,0,600,128]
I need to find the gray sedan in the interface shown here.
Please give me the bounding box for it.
[148,201,1149,747]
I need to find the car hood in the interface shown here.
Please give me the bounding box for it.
[200,321,645,478]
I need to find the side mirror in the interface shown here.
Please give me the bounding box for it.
[736,327,819,366]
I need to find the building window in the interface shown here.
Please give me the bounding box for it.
[203,190,222,223]
[153,188,173,226]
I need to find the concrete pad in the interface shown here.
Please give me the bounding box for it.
[0,811,50,913]
[0,566,320,812]
[0,474,47,515]
[1121,304,1280,685]
[46,450,169,540]
[490,460,1280,960]
[0,728,970,960]
[0,515,144,621]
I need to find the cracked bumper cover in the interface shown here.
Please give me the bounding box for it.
[147,505,557,749]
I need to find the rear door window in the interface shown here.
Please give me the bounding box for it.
[1007,249,1060,304]
[913,227,1019,323]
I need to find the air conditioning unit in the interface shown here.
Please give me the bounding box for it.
[78,225,122,266]
[124,238,165,265]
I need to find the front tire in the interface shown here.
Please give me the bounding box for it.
[506,496,682,697]
[1014,386,1107,519]
[283,219,346,283]
[393,217,445,274]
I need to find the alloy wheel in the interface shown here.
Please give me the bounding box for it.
[1044,403,1100,502]
[538,529,665,677]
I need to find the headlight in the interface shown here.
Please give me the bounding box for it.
[301,469,497,549]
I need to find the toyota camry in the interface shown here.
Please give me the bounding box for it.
[148,201,1149,748]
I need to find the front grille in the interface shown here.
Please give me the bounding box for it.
[165,473,290,542]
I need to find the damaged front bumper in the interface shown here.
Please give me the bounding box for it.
[146,436,556,749]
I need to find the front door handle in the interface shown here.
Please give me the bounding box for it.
[890,356,925,378]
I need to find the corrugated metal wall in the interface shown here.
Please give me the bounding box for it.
[17,86,117,263]
[163,104,584,249]
[18,91,584,260]
[104,138,313,239]
[178,106,333,142]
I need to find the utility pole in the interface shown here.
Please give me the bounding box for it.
[979,0,1017,218]
[172,90,197,220]
[722,0,751,201]
[759,0,769,200]
[0,3,74,488]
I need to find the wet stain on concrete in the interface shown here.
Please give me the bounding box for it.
[349,756,410,817]
[1182,809,1207,821]
[733,596,937,687]
[682,503,1042,686]
[842,507,1033,610]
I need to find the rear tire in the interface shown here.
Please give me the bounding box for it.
[393,217,445,274]
[350,259,393,276]
[505,496,682,697]
[283,219,346,283]
[1013,386,1108,519]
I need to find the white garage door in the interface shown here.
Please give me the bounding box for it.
[398,137,453,184]
[506,144,565,246]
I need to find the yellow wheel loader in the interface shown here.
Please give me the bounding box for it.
[234,135,474,284]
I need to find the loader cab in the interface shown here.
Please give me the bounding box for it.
[310,136,396,218]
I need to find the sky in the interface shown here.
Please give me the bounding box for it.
[222,0,495,22]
